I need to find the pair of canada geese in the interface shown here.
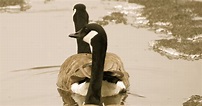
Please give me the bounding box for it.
[57,4,130,106]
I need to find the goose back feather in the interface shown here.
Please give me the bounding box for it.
[57,53,129,92]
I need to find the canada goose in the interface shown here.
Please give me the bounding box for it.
[57,23,129,105]
[73,3,91,53]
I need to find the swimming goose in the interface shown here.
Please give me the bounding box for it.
[73,3,91,53]
[57,23,129,105]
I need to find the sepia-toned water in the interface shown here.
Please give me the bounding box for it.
[0,0,202,106]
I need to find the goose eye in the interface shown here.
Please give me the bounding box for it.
[83,27,88,32]
[84,27,88,31]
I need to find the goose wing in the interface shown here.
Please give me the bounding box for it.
[57,53,129,91]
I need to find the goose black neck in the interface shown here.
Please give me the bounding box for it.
[85,34,107,105]
[73,10,91,54]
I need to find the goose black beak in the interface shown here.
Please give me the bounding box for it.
[69,29,83,39]
[69,32,80,38]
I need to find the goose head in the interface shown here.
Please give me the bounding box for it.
[73,3,86,12]
[69,23,107,52]
[73,3,89,32]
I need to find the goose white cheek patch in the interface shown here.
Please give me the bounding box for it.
[72,9,76,17]
[83,30,98,44]
[83,31,98,52]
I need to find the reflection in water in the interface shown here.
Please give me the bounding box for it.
[57,88,128,106]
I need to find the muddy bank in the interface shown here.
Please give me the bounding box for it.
[129,0,202,60]
[0,0,31,12]
[96,0,202,60]
[183,95,202,106]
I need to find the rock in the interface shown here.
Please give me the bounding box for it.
[183,95,202,106]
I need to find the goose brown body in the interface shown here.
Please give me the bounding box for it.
[57,52,129,93]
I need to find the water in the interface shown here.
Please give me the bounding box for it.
[0,0,202,106]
